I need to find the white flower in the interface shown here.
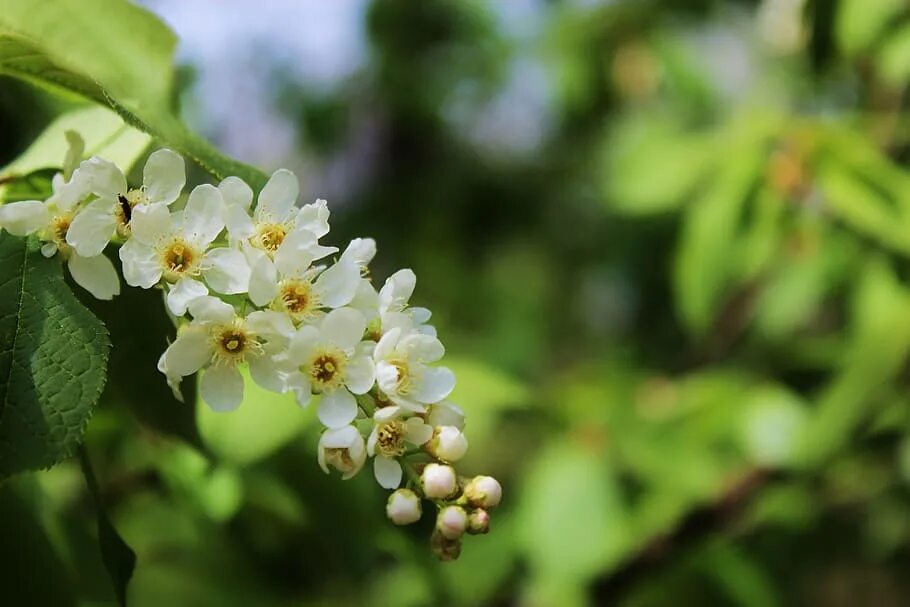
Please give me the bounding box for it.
[386,489,422,525]
[436,505,468,539]
[379,268,435,336]
[283,307,375,428]
[317,425,366,479]
[464,476,502,509]
[0,168,120,300]
[420,463,457,499]
[118,184,248,315]
[366,406,433,489]
[426,426,468,462]
[159,296,293,411]
[66,149,185,256]
[426,401,465,430]
[247,237,372,325]
[373,327,455,412]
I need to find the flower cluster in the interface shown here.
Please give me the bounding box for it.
[0,137,502,559]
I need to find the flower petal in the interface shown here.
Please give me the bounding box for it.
[413,365,456,404]
[246,310,295,342]
[66,198,117,257]
[82,156,126,199]
[0,200,49,236]
[200,364,244,412]
[249,353,287,393]
[165,329,213,376]
[187,295,236,324]
[320,307,366,350]
[143,148,185,205]
[166,277,209,316]
[182,184,224,244]
[317,388,358,428]
[257,169,298,221]
[218,176,253,210]
[287,325,321,363]
[130,202,171,246]
[340,237,376,266]
[119,238,162,288]
[224,201,255,240]
[374,456,402,489]
[314,260,360,309]
[379,268,416,314]
[248,256,279,307]
[67,253,121,300]
[203,247,251,294]
[404,418,434,446]
[344,353,375,395]
[400,333,445,363]
[294,199,330,237]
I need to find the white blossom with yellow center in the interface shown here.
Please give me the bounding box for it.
[366,405,434,489]
[283,307,375,428]
[379,268,436,336]
[118,184,251,316]
[373,327,455,413]
[159,296,293,411]
[317,425,367,480]
[66,148,186,256]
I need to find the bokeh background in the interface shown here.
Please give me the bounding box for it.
[4,0,910,605]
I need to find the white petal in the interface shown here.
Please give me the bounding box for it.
[374,327,401,361]
[340,237,376,266]
[374,405,403,423]
[320,307,366,350]
[349,279,380,320]
[290,374,313,407]
[379,268,416,314]
[82,156,126,199]
[67,253,120,300]
[317,388,358,428]
[203,247,251,294]
[165,329,213,376]
[374,456,402,489]
[314,260,360,309]
[0,201,49,236]
[404,418,434,446]
[400,333,445,363]
[166,277,209,316]
[119,239,162,288]
[295,199,330,237]
[224,202,255,240]
[66,198,117,257]
[287,325,321,363]
[427,401,466,430]
[182,184,224,244]
[246,310,295,341]
[143,148,185,205]
[321,424,361,449]
[129,202,171,246]
[55,166,92,213]
[248,256,279,307]
[200,364,244,412]
[41,243,58,258]
[187,295,236,324]
[218,176,253,210]
[273,228,319,276]
[344,353,375,395]
[414,366,456,404]
[257,169,298,221]
[249,353,287,393]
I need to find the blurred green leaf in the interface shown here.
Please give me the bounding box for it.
[876,25,910,85]
[0,233,109,477]
[836,0,905,57]
[196,366,312,466]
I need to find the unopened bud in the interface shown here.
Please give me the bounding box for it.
[386,489,422,525]
[421,463,457,499]
[431,529,462,561]
[464,475,502,509]
[426,426,468,462]
[436,505,468,539]
[467,508,491,535]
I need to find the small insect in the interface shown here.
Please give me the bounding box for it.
[118,194,132,223]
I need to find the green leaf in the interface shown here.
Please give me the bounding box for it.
[836,0,906,57]
[196,366,312,466]
[0,0,267,189]
[876,25,910,85]
[0,233,110,477]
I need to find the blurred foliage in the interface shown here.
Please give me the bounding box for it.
[6,0,910,605]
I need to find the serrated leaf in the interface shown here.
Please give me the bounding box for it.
[0,233,110,477]
[0,0,267,189]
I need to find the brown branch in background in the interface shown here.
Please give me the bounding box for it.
[592,468,782,603]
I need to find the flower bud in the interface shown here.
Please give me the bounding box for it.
[386,488,422,525]
[464,475,502,508]
[425,426,468,462]
[421,463,457,499]
[436,505,468,539]
[431,529,462,561]
[467,508,491,535]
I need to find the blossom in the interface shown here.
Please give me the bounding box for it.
[373,327,456,412]
[159,296,292,411]
[436,505,468,539]
[379,268,436,335]
[386,488,422,525]
[366,406,433,489]
[0,166,120,300]
[66,148,185,256]
[420,463,458,499]
[283,307,375,428]
[426,425,468,462]
[119,184,249,315]
[317,425,366,479]
[463,476,502,509]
